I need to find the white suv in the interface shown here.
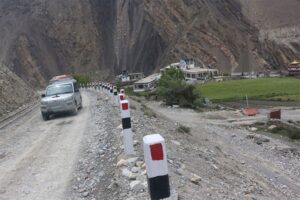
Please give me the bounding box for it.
[40,79,82,120]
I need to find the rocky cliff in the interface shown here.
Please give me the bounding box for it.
[0,64,37,117]
[0,0,298,88]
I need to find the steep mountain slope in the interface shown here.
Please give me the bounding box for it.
[0,0,298,89]
[0,64,37,118]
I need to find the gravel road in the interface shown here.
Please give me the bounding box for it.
[0,90,98,200]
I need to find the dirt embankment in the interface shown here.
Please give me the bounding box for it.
[0,65,37,119]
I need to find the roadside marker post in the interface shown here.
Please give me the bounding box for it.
[143,134,170,200]
[110,86,114,101]
[107,85,109,95]
[118,93,125,102]
[113,86,119,106]
[120,100,134,155]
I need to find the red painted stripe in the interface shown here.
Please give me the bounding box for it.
[150,143,163,160]
[122,103,129,110]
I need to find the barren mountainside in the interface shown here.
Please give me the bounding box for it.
[0,0,298,89]
[0,65,37,117]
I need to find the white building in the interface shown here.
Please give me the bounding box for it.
[182,68,219,81]
[133,73,161,92]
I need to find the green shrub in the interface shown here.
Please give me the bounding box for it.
[157,68,203,108]
[177,125,191,134]
[271,126,300,140]
[73,74,90,86]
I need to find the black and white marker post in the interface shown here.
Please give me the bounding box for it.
[113,86,118,106]
[143,134,170,200]
[120,100,134,155]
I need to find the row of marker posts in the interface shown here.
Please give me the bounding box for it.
[95,82,170,200]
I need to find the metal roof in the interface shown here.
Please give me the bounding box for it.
[134,73,160,84]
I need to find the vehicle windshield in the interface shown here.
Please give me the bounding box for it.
[46,84,73,96]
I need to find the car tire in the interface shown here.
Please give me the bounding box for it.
[79,101,83,109]
[42,113,49,121]
[73,102,78,115]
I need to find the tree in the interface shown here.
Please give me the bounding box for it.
[73,74,90,86]
[157,68,203,108]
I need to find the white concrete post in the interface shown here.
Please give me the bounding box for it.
[113,86,119,106]
[143,134,170,200]
[120,100,134,155]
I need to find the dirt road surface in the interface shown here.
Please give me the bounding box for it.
[0,91,94,200]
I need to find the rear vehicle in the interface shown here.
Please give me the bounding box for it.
[40,79,82,120]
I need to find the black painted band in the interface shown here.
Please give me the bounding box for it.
[122,117,131,129]
[148,175,170,200]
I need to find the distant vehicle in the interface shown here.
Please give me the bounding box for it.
[40,78,82,120]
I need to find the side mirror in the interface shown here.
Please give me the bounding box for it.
[41,94,46,98]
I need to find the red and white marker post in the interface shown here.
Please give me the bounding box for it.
[118,93,125,102]
[113,86,119,106]
[143,134,170,200]
[120,100,134,155]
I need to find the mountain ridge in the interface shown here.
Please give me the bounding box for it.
[0,0,298,88]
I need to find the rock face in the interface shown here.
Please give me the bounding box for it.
[0,0,298,88]
[0,64,37,118]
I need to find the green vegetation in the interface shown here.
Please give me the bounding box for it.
[177,124,191,134]
[268,94,300,101]
[271,126,300,140]
[197,78,300,101]
[73,74,90,86]
[141,104,157,118]
[125,87,152,98]
[253,122,300,140]
[157,68,203,108]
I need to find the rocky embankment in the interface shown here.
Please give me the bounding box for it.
[0,65,37,119]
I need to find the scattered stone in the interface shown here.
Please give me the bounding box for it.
[131,167,141,173]
[77,188,86,193]
[141,170,147,175]
[130,180,145,192]
[190,174,202,185]
[107,181,119,189]
[122,168,133,178]
[125,157,139,167]
[133,140,139,146]
[82,191,89,197]
[268,125,277,130]
[141,163,146,169]
[254,136,270,145]
[135,161,143,167]
[211,164,218,170]
[117,159,126,167]
[176,168,185,176]
[250,127,258,131]
[171,140,181,146]
[246,134,255,139]
[117,124,122,130]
